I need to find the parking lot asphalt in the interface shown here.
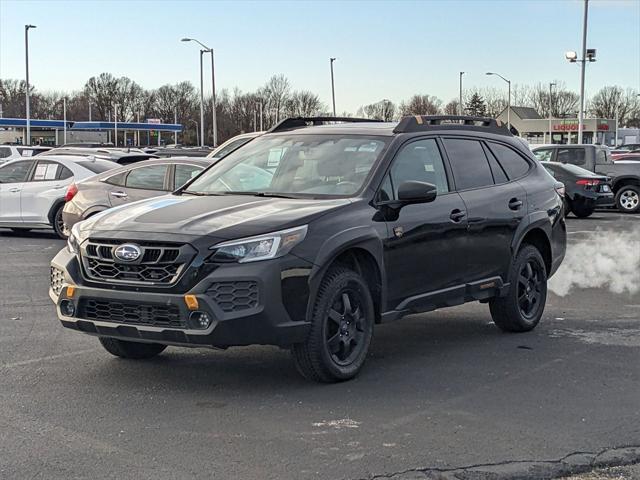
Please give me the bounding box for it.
[1,211,639,480]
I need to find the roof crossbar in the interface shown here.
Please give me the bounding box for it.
[393,115,512,136]
[268,116,382,133]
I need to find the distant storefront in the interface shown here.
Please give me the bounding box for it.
[496,107,616,145]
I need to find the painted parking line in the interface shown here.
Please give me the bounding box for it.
[0,348,98,369]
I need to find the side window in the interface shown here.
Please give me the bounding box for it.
[0,160,34,183]
[378,175,393,202]
[0,147,12,159]
[105,171,127,186]
[533,149,553,162]
[31,161,62,182]
[174,164,203,189]
[488,142,531,180]
[389,138,449,197]
[482,144,508,184]
[595,149,608,165]
[125,164,168,190]
[442,138,493,190]
[557,148,586,166]
[58,166,73,180]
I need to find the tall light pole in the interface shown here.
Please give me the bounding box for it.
[548,82,556,143]
[459,72,465,115]
[63,97,67,145]
[330,58,337,116]
[25,24,36,146]
[486,72,511,130]
[174,107,178,145]
[114,104,118,147]
[258,101,263,131]
[182,37,217,146]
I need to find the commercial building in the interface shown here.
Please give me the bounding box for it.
[496,107,616,145]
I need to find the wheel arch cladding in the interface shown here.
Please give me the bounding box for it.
[518,228,552,276]
[612,176,640,192]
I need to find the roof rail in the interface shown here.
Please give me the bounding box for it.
[393,115,512,136]
[268,116,382,133]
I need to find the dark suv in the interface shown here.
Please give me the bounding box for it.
[50,116,566,382]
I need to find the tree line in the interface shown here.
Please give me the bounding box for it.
[1,74,638,146]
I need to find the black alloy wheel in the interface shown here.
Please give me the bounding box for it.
[517,260,543,320]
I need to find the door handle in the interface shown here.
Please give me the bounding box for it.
[53,184,65,190]
[8,187,21,193]
[110,191,128,199]
[508,198,523,210]
[449,209,466,222]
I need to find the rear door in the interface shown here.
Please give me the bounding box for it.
[0,160,34,223]
[442,137,528,283]
[105,163,170,206]
[20,160,73,223]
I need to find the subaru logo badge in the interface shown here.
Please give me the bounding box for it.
[114,243,142,262]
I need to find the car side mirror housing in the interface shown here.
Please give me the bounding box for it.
[397,181,438,205]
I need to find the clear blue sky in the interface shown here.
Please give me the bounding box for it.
[0,0,638,112]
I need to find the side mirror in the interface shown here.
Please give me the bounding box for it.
[397,181,438,204]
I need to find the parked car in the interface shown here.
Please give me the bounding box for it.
[612,153,640,162]
[0,145,51,163]
[0,155,119,238]
[41,147,158,165]
[206,131,264,161]
[50,115,566,382]
[620,143,640,152]
[540,162,614,217]
[532,144,640,213]
[62,157,212,234]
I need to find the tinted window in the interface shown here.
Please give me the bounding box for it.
[488,143,530,179]
[378,174,393,202]
[533,149,554,162]
[58,166,73,180]
[0,160,34,183]
[106,171,127,186]
[0,147,12,159]
[557,148,586,166]
[483,144,508,183]
[78,160,118,174]
[389,139,449,196]
[125,164,168,190]
[442,138,493,190]
[31,161,62,182]
[174,164,204,189]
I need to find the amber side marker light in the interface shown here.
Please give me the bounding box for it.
[184,295,199,310]
[66,286,76,298]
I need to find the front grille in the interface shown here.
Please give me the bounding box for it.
[80,298,186,328]
[207,281,259,312]
[50,267,65,296]
[80,239,195,286]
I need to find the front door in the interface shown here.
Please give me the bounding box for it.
[380,138,468,308]
[0,160,34,224]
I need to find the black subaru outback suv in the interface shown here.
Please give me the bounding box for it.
[50,116,566,382]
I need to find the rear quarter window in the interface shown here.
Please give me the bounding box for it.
[487,142,531,180]
[79,160,118,174]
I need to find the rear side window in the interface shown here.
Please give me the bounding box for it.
[105,171,127,186]
[442,138,494,190]
[487,143,530,180]
[533,149,553,162]
[78,160,117,174]
[0,160,34,182]
[557,148,586,166]
[32,161,62,181]
[58,166,73,180]
[595,149,609,165]
[174,164,204,189]
[0,147,11,159]
[125,164,168,190]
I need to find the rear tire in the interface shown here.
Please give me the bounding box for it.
[99,337,167,359]
[292,266,374,383]
[571,204,594,218]
[52,204,67,239]
[489,244,547,333]
[615,185,640,213]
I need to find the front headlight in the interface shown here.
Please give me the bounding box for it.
[67,223,81,254]
[208,225,308,263]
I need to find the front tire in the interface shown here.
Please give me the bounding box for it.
[292,267,374,383]
[489,245,547,333]
[615,185,640,213]
[99,337,167,359]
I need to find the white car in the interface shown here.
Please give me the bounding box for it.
[0,145,51,163]
[206,131,264,160]
[0,155,119,238]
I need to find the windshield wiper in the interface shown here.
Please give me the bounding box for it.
[180,190,223,196]
[223,191,297,199]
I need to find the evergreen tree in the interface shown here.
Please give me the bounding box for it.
[466,92,487,117]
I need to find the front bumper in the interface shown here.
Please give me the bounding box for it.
[50,247,313,348]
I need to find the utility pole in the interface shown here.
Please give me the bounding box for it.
[63,97,67,145]
[210,50,217,146]
[114,104,118,147]
[199,50,205,147]
[174,107,178,145]
[258,101,263,131]
[25,25,37,146]
[459,72,465,116]
[548,82,556,144]
[578,0,589,144]
[330,58,337,116]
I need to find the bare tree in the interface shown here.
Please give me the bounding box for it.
[398,94,442,116]
[444,99,459,115]
[588,86,640,124]
[528,81,579,118]
[284,90,324,117]
[0,79,30,117]
[357,100,396,121]
[262,74,291,127]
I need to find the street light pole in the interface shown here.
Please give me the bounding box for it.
[259,101,263,131]
[210,51,217,146]
[459,72,465,115]
[578,0,589,144]
[199,49,205,147]
[548,82,556,144]
[114,104,118,147]
[25,25,36,146]
[63,97,67,145]
[174,107,178,145]
[330,58,336,116]
[486,72,511,130]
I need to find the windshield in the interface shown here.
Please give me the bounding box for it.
[185,134,388,197]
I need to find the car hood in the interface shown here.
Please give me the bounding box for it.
[78,194,351,240]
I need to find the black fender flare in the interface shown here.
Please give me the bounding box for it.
[612,176,640,192]
[510,211,553,255]
[306,226,387,319]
